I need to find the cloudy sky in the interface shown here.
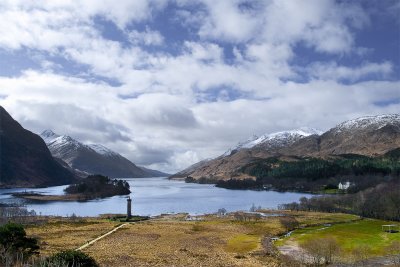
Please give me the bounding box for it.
[0,0,399,173]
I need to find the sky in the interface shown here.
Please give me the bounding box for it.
[0,0,399,173]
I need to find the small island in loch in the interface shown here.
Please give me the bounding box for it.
[13,175,131,201]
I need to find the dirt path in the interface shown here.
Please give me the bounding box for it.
[76,223,129,251]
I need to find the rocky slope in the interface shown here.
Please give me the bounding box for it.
[171,115,400,181]
[40,130,168,178]
[0,107,76,187]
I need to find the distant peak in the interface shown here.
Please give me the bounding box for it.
[40,129,60,143]
[222,127,322,156]
[40,129,58,137]
[335,114,400,131]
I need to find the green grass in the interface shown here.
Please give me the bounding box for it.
[321,189,342,194]
[279,219,400,258]
[226,234,260,254]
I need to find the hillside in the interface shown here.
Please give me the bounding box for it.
[0,107,76,187]
[170,115,400,188]
[40,130,168,178]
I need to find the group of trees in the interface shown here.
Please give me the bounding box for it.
[240,152,400,192]
[300,237,341,266]
[0,222,98,267]
[279,216,299,232]
[0,204,37,225]
[215,178,261,189]
[233,212,262,221]
[65,175,130,199]
[279,180,400,221]
[290,238,400,266]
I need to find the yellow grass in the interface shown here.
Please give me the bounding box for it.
[83,220,278,266]
[26,218,120,255]
[25,211,359,266]
[226,234,260,254]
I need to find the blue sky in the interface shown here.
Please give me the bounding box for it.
[0,0,399,172]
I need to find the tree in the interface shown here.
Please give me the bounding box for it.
[217,208,227,216]
[301,238,324,266]
[0,223,39,265]
[322,237,341,264]
[279,216,299,232]
[250,203,257,212]
[301,237,341,266]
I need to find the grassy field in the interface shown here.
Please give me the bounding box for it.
[24,211,364,266]
[83,218,282,266]
[277,218,400,259]
[26,218,120,255]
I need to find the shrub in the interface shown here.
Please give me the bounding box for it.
[46,250,98,267]
[0,223,39,265]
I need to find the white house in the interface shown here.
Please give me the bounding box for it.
[338,181,351,190]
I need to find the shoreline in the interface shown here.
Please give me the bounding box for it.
[12,192,92,201]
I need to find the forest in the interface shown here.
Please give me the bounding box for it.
[236,149,400,192]
[279,180,400,221]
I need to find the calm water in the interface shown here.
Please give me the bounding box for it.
[0,177,312,217]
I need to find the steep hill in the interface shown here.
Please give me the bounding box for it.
[40,130,168,178]
[0,107,76,187]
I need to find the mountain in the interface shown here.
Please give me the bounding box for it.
[139,166,170,177]
[223,127,322,156]
[0,107,76,187]
[40,130,167,178]
[169,158,213,179]
[315,114,400,156]
[171,115,400,181]
[170,127,322,180]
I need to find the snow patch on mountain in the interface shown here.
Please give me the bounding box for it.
[223,127,322,156]
[40,130,60,143]
[87,143,118,157]
[334,114,400,132]
[40,130,117,157]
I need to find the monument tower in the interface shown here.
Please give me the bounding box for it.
[127,196,132,219]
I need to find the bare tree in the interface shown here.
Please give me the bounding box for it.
[322,237,341,264]
[216,208,227,217]
[249,203,257,212]
[301,238,325,266]
[279,216,299,232]
[301,237,341,266]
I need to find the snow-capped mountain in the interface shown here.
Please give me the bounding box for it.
[40,130,168,178]
[40,129,60,143]
[0,107,75,188]
[223,127,322,156]
[87,143,118,157]
[317,114,400,156]
[171,114,400,181]
[333,114,400,133]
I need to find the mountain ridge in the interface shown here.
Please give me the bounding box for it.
[40,130,169,178]
[170,114,400,181]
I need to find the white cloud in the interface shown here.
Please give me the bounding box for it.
[308,61,393,81]
[0,0,397,173]
[128,28,164,46]
[1,70,399,172]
